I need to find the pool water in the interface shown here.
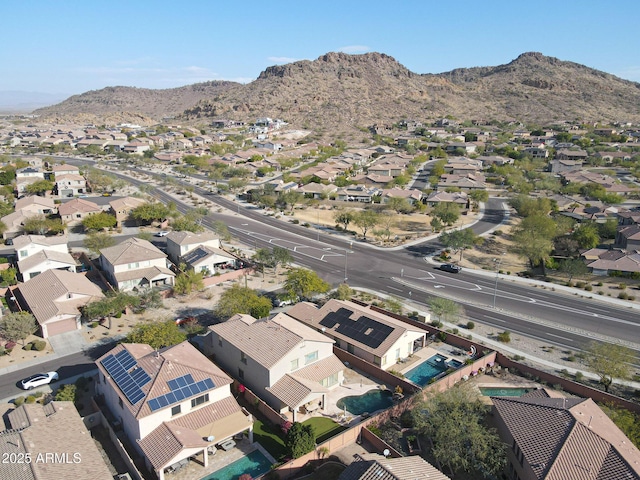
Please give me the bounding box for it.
[337,389,394,415]
[405,354,450,386]
[201,449,272,480]
[447,358,464,368]
[479,387,533,397]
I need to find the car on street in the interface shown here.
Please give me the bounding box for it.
[20,371,58,390]
[439,263,462,273]
[155,231,169,237]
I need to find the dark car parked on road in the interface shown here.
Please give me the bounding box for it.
[440,263,462,273]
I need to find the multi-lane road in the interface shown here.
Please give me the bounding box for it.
[23,157,640,369]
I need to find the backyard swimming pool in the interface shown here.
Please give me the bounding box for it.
[405,354,450,387]
[479,387,533,397]
[201,449,272,480]
[337,389,394,415]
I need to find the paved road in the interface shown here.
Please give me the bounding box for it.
[23,157,640,370]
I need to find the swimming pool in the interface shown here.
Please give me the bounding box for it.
[479,387,533,397]
[337,389,394,415]
[447,358,464,368]
[201,449,272,480]
[405,354,449,386]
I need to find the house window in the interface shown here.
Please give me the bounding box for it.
[373,356,382,367]
[218,336,222,347]
[118,398,123,409]
[321,372,339,387]
[395,348,401,360]
[191,393,209,408]
[347,344,354,354]
[128,262,140,270]
[304,351,318,365]
[238,368,244,379]
[171,405,181,416]
[240,352,247,364]
[382,355,387,366]
[290,358,299,371]
[20,250,28,258]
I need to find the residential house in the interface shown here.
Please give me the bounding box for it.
[523,146,549,159]
[287,299,427,370]
[13,234,74,280]
[445,142,477,154]
[336,186,381,203]
[556,149,588,161]
[58,198,102,226]
[380,187,423,205]
[109,196,147,227]
[425,191,469,207]
[561,171,636,196]
[616,210,640,226]
[437,173,487,191]
[596,151,633,163]
[550,158,582,173]
[477,155,514,167]
[54,173,87,197]
[616,224,640,250]
[338,453,451,480]
[181,246,237,275]
[15,167,45,194]
[297,182,338,199]
[96,341,253,480]
[582,248,640,276]
[207,313,344,421]
[0,402,113,479]
[13,195,57,215]
[51,163,80,176]
[165,231,222,265]
[12,269,104,337]
[123,141,151,155]
[99,237,175,291]
[492,389,640,480]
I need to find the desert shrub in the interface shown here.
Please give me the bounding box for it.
[497,331,511,343]
[14,396,25,407]
[25,395,36,404]
[33,340,46,351]
[574,371,584,382]
[619,283,627,290]
[431,320,443,328]
[584,284,593,291]
[437,331,447,342]
[618,292,629,300]
[23,343,32,351]
[466,321,475,329]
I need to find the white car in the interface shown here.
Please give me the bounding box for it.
[155,231,169,237]
[20,371,58,390]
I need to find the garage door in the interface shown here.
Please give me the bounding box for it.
[44,318,78,338]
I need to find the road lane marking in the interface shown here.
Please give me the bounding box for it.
[547,333,575,342]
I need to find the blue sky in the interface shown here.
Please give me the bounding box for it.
[2,0,639,95]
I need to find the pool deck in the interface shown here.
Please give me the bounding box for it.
[164,438,275,480]
[396,343,470,377]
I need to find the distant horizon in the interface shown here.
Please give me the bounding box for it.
[2,0,639,98]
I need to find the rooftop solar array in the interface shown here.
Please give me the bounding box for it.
[319,308,395,349]
[100,349,151,405]
[147,374,215,412]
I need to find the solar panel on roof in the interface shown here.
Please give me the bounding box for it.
[100,350,149,406]
[147,374,216,412]
[319,308,395,349]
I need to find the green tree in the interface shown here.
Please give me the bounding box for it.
[334,210,355,230]
[174,270,205,295]
[0,267,17,286]
[211,220,232,242]
[557,258,589,282]
[82,212,117,231]
[600,403,640,448]
[84,231,116,255]
[277,190,304,212]
[131,202,171,224]
[571,222,600,249]
[439,228,478,261]
[285,422,316,459]
[511,215,556,273]
[584,341,634,392]
[22,215,65,235]
[353,210,380,240]
[216,284,272,320]
[55,384,77,402]
[83,292,140,329]
[386,197,412,214]
[509,195,553,218]
[468,190,489,210]
[432,202,460,226]
[428,297,460,324]
[125,319,187,349]
[412,385,506,477]
[0,312,37,345]
[271,246,293,276]
[334,283,354,300]
[284,268,330,300]
[25,179,54,196]
[171,212,205,233]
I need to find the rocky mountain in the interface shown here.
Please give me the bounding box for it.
[34,52,640,130]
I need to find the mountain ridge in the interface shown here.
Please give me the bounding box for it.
[33,52,640,129]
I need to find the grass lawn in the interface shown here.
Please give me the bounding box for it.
[302,417,347,444]
[253,419,287,461]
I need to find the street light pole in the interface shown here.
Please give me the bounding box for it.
[492,254,505,309]
[344,249,348,283]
